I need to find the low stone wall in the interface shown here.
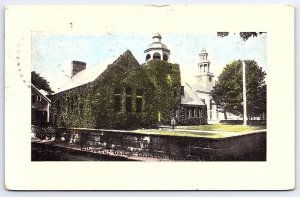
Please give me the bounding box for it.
[53,128,266,161]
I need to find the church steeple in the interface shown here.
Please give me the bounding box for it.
[198,49,210,74]
[195,48,214,92]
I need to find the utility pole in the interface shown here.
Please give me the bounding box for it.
[242,60,247,126]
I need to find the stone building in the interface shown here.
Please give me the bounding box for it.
[49,34,207,129]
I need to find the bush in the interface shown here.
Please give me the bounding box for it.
[32,124,56,140]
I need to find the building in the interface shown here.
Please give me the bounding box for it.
[193,49,218,122]
[31,84,51,125]
[143,33,207,125]
[49,34,207,129]
[179,82,207,125]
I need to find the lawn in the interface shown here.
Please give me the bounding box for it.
[181,124,267,132]
[132,129,222,138]
[130,124,266,138]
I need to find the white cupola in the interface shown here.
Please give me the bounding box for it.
[144,33,170,63]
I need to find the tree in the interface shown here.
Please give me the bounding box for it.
[211,60,266,119]
[31,71,54,94]
[217,32,266,41]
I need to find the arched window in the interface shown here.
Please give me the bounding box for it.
[163,53,168,61]
[153,52,161,60]
[146,54,151,61]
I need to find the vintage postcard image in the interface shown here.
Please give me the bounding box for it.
[31,32,267,162]
[5,5,294,190]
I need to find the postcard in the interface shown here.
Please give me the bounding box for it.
[5,5,294,190]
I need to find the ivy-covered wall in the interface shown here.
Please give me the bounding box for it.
[50,50,183,129]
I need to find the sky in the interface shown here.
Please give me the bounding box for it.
[32,33,267,92]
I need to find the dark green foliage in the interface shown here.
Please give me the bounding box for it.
[50,50,182,129]
[32,125,56,140]
[144,60,181,124]
[31,71,54,94]
[212,60,266,119]
[217,32,229,38]
[217,32,266,41]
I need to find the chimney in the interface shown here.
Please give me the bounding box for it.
[71,60,86,77]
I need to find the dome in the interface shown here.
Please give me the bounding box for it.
[144,33,170,53]
[152,32,162,39]
[146,42,169,51]
[200,49,208,54]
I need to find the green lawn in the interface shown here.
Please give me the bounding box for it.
[182,124,266,132]
[131,124,266,138]
[132,129,222,138]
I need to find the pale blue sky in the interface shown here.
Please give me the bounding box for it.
[32,33,267,92]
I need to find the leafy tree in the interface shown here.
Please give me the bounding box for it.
[31,71,54,94]
[211,60,266,119]
[217,32,266,41]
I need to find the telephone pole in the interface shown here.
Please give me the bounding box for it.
[242,60,247,126]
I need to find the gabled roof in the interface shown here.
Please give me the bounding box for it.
[31,84,51,103]
[181,82,206,106]
[55,50,141,94]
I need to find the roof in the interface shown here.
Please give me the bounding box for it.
[55,50,140,94]
[152,32,162,39]
[55,56,117,93]
[144,33,170,53]
[31,84,51,103]
[200,48,208,54]
[181,82,206,106]
[146,42,169,51]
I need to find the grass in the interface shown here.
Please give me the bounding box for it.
[132,129,222,138]
[130,124,266,138]
[182,124,266,132]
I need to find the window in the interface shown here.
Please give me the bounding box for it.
[125,87,132,95]
[180,106,185,116]
[32,95,36,103]
[180,86,184,96]
[153,52,161,60]
[209,76,212,82]
[196,108,200,117]
[79,103,84,116]
[114,88,121,112]
[163,53,168,61]
[57,100,61,112]
[125,87,132,112]
[37,95,42,101]
[210,99,213,110]
[136,98,142,112]
[136,88,143,112]
[191,108,195,117]
[146,54,151,61]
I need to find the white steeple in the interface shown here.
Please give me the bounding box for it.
[195,48,214,92]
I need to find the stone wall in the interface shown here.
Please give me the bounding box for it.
[55,128,266,161]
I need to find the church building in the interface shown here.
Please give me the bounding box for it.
[194,49,218,122]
